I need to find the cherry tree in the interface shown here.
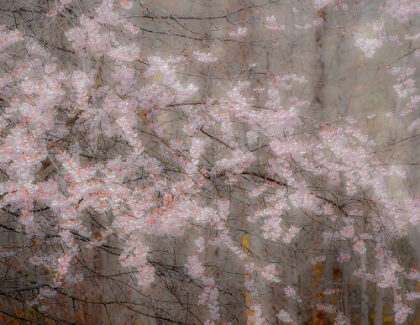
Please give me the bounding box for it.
[1,0,420,324]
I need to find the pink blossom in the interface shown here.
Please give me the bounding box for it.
[334,312,348,325]
[384,0,420,23]
[108,43,140,62]
[137,265,155,287]
[340,225,354,239]
[405,269,420,281]
[337,252,351,263]
[346,116,357,125]
[193,51,218,63]
[408,119,420,132]
[0,28,23,51]
[190,138,206,165]
[323,288,337,295]
[26,39,50,57]
[229,27,248,37]
[317,303,336,314]
[389,35,403,48]
[283,226,300,244]
[324,203,334,215]
[95,0,119,25]
[194,237,205,253]
[261,264,281,282]
[405,292,420,301]
[185,254,205,279]
[119,18,140,35]
[265,16,286,31]
[277,310,293,323]
[215,150,255,173]
[47,0,73,17]
[354,32,386,58]
[57,255,70,275]
[284,286,302,302]
[120,0,133,10]
[368,20,384,32]
[310,255,326,265]
[248,304,266,325]
[394,303,413,324]
[353,240,366,255]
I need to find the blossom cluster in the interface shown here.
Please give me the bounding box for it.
[193,51,218,63]
[185,255,220,321]
[229,27,248,37]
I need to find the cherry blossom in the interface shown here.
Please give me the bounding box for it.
[284,286,302,302]
[354,32,386,58]
[265,16,286,31]
[192,51,218,63]
[277,310,293,323]
[229,27,248,37]
[394,303,413,324]
[334,312,349,325]
[1,0,420,323]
